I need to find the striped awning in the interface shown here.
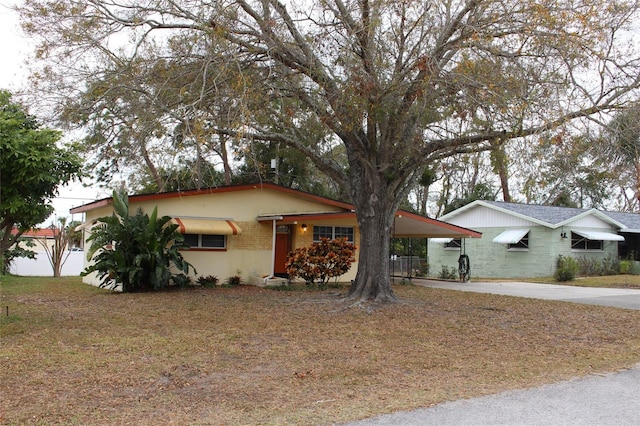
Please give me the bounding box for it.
[170,218,241,235]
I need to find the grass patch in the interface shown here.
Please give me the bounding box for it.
[523,274,640,289]
[2,275,640,425]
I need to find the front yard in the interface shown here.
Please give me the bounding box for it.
[2,276,640,425]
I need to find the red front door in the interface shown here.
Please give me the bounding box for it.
[274,226,291,276]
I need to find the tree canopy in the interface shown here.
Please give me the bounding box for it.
[17,0,640,301]
[0,90,83,271]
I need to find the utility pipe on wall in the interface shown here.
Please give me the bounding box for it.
[264,218,277,285]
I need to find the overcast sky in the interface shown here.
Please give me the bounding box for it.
[0,2,29,91]
[1,2,107,226]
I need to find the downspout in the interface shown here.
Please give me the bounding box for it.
[263,218,277,285]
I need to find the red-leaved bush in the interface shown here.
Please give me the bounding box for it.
[285,238,356,286]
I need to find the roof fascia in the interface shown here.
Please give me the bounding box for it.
[69,182,354,214]
[555,208,626,229]
[269,212,357,223]
[438,200,484,221]
[441,200,552,228]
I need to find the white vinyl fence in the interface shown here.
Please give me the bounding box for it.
[9,251,85,277]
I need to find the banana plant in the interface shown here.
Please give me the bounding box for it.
[82,190,194,291]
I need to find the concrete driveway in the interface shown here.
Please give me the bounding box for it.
[346,279,640,425]
[414,279,640,310]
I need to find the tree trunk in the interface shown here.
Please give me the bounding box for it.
[498,166,511,202]
[0,221,19,273]
[419,185,428,216]
[346,172,398,302]
[220,134,232,185]
[140,142,164,192]
[490,141,511,202]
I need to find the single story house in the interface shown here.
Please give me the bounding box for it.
[71,182,481,287]
[428,200,640,279]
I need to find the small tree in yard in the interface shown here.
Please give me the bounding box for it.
[82,190,195,292]
[35,217,81,277]
[286,238,356,288]
[0,90,82,273]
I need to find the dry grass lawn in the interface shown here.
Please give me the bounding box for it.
[524,274,640,289]
[2,276,640,425]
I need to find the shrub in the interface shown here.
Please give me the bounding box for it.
[197,275,219,288]
[575,255,621,276]
[438,265,457,280]
[554,255,578,282]
[575,256,600,276]
[620,260,632,275]
[601,255,620,276]
[172,274,192,288]
[285,237,356,288]
[223,275,242,287]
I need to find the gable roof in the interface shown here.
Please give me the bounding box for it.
[70,182,353,214]
[441,200,630,230]
[70,182,481,239]
[602,211,640,232]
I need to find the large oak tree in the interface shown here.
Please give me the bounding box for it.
[19,0,640,301]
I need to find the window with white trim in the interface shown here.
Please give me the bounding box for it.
[571,232,603,251]
[183,233,226,249]
[313,225,354,242]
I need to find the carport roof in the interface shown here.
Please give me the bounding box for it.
[258,210,482,239]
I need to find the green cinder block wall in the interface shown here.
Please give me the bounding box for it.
[428,227,619,279]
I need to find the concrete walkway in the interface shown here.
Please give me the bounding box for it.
[414,279,640,310]
[346,280,640,425]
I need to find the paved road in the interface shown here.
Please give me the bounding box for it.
[348,364,640,425]
[347,280,640,425]
[415,279,640,310]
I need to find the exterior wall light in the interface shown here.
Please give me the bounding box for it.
[301,224,308,232]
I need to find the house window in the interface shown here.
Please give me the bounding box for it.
[571,232,603,251]
[183,233,226,249]
[444,238,462,249]
[313,226,354,242]
[508,232,529,250]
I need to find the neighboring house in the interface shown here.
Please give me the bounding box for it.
[71,182,481,287]
[428,200,639,279]
[11,227,58,253]
[8,228,84,276]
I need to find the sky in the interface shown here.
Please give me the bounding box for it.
[1,2,106,227]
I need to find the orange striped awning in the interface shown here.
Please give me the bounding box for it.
[170,218,241,235]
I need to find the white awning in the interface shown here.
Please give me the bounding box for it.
[430,237,453,243]
[170,218,241,235]
[493,229,529,244]
[573,230,624,241]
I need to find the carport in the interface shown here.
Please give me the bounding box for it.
[390,211,481,280]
